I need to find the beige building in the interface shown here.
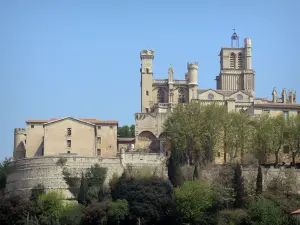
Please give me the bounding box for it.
[135,31,300,154]
[14,117,119,160]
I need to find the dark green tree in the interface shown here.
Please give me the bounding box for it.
[111,177,174,225]
[78,172,86,205]
[129,125,135,138]
[0,158,9,191]
[167,155,184,188]
[193,165,199,180]
[233,163,245,208]
[30,183,46,202]
[256,166,263,195]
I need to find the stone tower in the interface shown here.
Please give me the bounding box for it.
[216,31,255,95]
[140,49,154,113]
[14,128,26,159]
[187,62,199,101]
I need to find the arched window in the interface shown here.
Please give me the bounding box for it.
[178,88,186,103]
[229,53,235,68]
[237,53,243,69]
[157,88,165,103]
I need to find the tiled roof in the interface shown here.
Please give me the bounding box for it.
[117,138,135,142]
[197,89,253,97]
[254,103,300,110]
[26,117,118,125]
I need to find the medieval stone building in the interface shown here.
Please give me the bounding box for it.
[134,31,300,153]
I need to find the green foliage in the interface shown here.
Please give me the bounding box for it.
[77,172,86,205]
[168,154,184,188]
[111,177,174,224]
[81,201,108,225]
[256,166,263,195]
[106,199,129,225]
[285,115,300,165]
[117,125,135,138]
[233,163,245,208]
[59,203,85,225]
[30,183,46,202]
[246,196,290,225]
[174,179,214,223]
[217,209,248,225]
[0,158,9,190]
[62,168,81,198]
[56,157,67,166]
[193,164,199,180]
[37,191,66,219]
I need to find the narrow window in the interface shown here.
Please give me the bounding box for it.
[178,88,186,103]
[146,90,149,96]
[97,149,101,156]
[97,137,102,144]
[67,128,72,136]
[146,68,149,73]
[110,125,113,129]
[98,126,101,129]
[67,140,71,148]
[237,53,243,69]
[157,88,165,103]
[31,125,35,128]
[229,53,235,68]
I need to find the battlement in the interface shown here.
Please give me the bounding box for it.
[140,49,154,60]
[187,62,199,70]
[14,128,26,135]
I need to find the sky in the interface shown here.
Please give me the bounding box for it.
[0,0,300,160]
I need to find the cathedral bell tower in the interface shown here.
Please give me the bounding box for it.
[216,30,255,95]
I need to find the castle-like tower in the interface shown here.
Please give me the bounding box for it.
[140,50,199,113]
[216,31,255,95]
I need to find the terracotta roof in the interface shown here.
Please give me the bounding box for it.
[291,209,300,214]
[254,103,300,110]
[117,138,135,142]
[26,117,118,125]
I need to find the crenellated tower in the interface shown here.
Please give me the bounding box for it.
[14,128,26,159]
[187,62,198,102]
[216,30,255,95]
[140,49,154,113]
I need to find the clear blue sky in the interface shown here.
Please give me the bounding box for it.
[1,0,299,160]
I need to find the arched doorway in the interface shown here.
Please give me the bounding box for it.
[137,131,158,152]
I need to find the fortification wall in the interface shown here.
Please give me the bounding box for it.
[5,152,167,199]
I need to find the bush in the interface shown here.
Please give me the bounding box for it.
[174,180,214,224]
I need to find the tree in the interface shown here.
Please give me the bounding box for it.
[268,114,286,166]
[174,180,214,224]
[164,102,226,165]
[106,199,129,225]
[117,125,135,138]
[256,166,263,195]
[111,177,174,225]
[285,115,300,165]
[193,164,199,180]
[0,158,9,191]
[78,172,86,205]
[167,141,184,187]
[233,163,245,208]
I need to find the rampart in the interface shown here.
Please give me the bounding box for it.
[5,152,167,199]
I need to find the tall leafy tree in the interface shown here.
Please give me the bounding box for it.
[78,172,86,205]
[269,114,286,165]
[256,165,263,195]
[285,115,300,165]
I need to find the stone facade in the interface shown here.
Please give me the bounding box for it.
[135,31,300,157]
[5,152,167,199]
[13,117,119,160]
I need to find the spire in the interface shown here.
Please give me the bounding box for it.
[231,29,239,47]
[168,64,174,82]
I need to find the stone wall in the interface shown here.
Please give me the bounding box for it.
[5,152,167,199]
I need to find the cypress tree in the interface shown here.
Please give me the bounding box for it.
[256,165,263,195]
[168,155,184,187]
[77,172,86,205]
[193,164,199,180]
[233,163,245,208]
